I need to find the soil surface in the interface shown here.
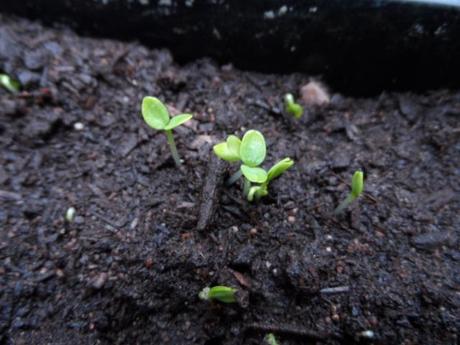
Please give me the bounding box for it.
[1,15,459,345]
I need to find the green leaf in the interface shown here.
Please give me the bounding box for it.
[141,96,170,130]
[199,286,237,303]
[241,165,267,183]
[0,74,20,93]
[227,135,241,158]
[267,157,294,182]
[240,130,266,167]
[351,170,364,198]
[264,333,279,345]
[165,113,193,130]
[213,135,241,162]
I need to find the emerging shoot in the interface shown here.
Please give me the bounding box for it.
[0,73,20,93]
[284,93,303,119]
[213,130,266,187]
[141,96,193,166]
[199,286,237,304]
[334,170,364,215]
[264,333,280,345]
[214,130,293,202]
[245,157,294,202]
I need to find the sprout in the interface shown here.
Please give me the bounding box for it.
[284,93,303,119]
[264,333,280,345]
[214,130,266,188]
[334,170,364,215]
[141,96,193,166]
[65,207,76,222]
[245,157,294,202]
[214,130,293,202]
[0,73,20,93]
[199,286,237,303]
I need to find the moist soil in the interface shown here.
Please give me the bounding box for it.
[0,15,459,345]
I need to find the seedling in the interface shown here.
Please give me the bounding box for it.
[245,157,294,202]
[214,129,266,190]
[264,333,280,345]
[213,134,243,185]
[0,73,20,93]
[199,286,237,303]
[214,130,293,201]
[284,93,303,119]
[334,170,364,215]
[141,96,193,166]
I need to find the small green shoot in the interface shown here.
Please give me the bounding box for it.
[214,130,293,201]
[284,93,303,119]
[334,170,364,215]
[245,157,294,202]
[264,333,280,345]
[199,286,237,304]
[0,73,20,93]
[214,130,266,187]
[141,96,193,166]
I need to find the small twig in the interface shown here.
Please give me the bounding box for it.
[90,210,129,229]
[320,286,350,294]
[246,323,342,341]
[196,154,225,231]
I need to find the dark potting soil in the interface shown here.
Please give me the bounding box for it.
[0,14,459,345]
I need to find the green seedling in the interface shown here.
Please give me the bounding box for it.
[141,96,193,166]
[0,73,20,93]
[199,286,237,304]
[214,129,266,190]
[264,333,280,345]
[334,170,364,215]
[284,93,303,119]
[245,157,294,202]
[214,130,293,201]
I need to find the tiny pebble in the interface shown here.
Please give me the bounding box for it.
[287,216,296,224]
[249,228,257,236]
[74,122,84,130]
[144,257,153,269]
[65,207,76,222]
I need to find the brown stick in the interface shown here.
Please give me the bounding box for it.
[196,154,225,231]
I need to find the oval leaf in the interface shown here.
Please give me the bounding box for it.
[208,286,237,303]
[165,113,193,130]
[240,130,266,167]
[226,135,241,158]
[267,158,294,182]
[213,135,241,162]
[141,96,170,130]
[351,170,364,198]
[213,142,239,162]
[241,165,267,183]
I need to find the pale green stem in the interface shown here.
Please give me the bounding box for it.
[165,129,181,167]
[243,178,251,198]
[226,170,243,186]
[334,194,356,215]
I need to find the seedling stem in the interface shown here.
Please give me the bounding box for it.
[165,129,181,166]
[226,170,243,186]
[334,170,364,215]
[243,178,251,197]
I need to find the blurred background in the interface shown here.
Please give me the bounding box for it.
[1,0,460,95]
